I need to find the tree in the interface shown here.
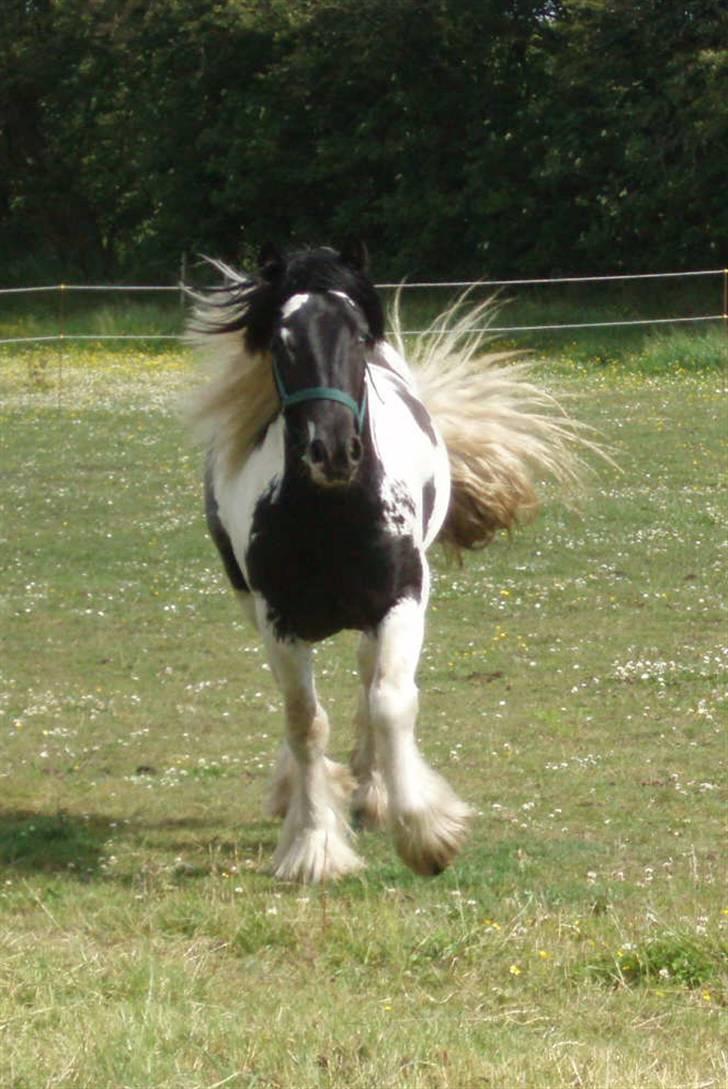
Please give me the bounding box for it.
[530,0,728,271]
[1,0,725,281]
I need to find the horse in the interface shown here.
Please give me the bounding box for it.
[189,241,590,883]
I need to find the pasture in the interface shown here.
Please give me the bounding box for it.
[0,335,726,1088]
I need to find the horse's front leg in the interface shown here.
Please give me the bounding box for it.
[370,593,471,875]
[350,633,389,828]
[260,621,362,883]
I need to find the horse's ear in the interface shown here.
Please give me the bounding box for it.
[258,242,283,281]
[340,237,369,273]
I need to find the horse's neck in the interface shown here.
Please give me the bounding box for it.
[368,340,414,384]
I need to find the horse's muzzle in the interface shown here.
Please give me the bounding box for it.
[306,434,363,486]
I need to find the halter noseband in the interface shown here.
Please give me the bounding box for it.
[272,357,368,432]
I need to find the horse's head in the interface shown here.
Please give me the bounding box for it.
[272,290,371,487]
[190,242,384,483]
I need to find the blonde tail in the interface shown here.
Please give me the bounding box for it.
[390,290,605,551]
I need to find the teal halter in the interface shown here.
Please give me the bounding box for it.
[272,358,368,432]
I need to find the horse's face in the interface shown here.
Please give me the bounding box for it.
[272,292,370,487]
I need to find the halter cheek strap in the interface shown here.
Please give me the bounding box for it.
[272,359,368,432]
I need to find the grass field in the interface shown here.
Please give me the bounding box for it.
[0,331,726,1088]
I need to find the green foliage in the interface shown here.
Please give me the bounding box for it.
[1,1,725,282]
[535,0,728,272]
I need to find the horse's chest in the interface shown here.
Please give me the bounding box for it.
[246,483,422,641]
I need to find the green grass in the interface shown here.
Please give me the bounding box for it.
[0,340,726,1088]
[0,292,183,348]
[385,277,727,366]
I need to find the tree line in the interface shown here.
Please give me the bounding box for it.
[1,0,726,283]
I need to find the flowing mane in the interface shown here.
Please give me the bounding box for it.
[391,291,600,550]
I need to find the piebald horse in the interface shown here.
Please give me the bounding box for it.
[190,242,588,882]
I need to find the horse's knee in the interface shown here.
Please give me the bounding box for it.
[284,690,326,736]
[368,677,418,734]
[284,688,317,724]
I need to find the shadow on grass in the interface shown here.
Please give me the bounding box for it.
[0,809,112,876]
[0,809,278,880]
[0,810,607,905]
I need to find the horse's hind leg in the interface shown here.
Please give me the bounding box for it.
[350,633,389,828]
[260,623,362,883]
[370,595,471,876]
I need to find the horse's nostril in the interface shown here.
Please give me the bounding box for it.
[309,438,327,465]
[349,436,363,463]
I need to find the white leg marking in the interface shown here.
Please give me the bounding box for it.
[369,592,471,876]
[350,633,389,827]
[266,741,296,819]
[260,620,361,883]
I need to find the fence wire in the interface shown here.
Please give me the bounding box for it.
[1,268,726,345]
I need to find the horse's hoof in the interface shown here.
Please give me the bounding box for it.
[392,793,472,876]
[271,826,365,884]
[351,772,389,830]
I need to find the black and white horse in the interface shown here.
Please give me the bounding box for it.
[190,243,588,882]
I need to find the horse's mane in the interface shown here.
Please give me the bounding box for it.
[190,246,384,353]
[389,290,608,551]
[187,246,385,471]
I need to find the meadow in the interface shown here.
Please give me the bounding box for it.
[0,309,726,1087]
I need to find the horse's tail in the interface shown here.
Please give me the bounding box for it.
[390,290,606,552]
